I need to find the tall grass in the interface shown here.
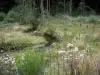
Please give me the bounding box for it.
[15,50,46,75]
[44,46,100,75]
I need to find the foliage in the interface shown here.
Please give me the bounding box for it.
[0,12,6,21]
[74,15,100,23]
[4,10,20,23]
[15,50,46,75]
[0,30,46,51]
[0,33,32,51]
[4,0,39,24]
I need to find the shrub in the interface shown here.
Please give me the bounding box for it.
[4,0,39,25]
[15,50,46,75]
[0,12,6,21]
[86,15,97,23]
[74,15,99,23]
[4,10,20,23]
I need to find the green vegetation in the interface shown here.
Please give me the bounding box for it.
[0,0,100,75]
[15,50,46,75]
[0,12,6,21]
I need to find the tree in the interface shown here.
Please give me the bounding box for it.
[40,0,44,20]
[69,0,73,15]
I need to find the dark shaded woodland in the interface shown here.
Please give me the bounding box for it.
[0,0,100,14]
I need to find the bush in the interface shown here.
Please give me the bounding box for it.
[0,12,6,21]
[4,0,39,24]
[87,15,98,23]
[74,15,99,23]
[15,50,46,75]
[4,10,20,23]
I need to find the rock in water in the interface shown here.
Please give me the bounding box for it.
[0,50,4,53]
[24,20,40,33]
[43,31,62,46]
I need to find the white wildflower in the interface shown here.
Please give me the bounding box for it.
[67,43,74,49]
[22,53,25,60]
[57,50,66,54]
[4,58,9,60]
[73,46,78,51]
[64,57,68,60]
[1,50,4,53]
[79,54,84,58]
[75,58,79,59]
[5,60,9,64]
[69,54,73,57]
[67,47,78,52]
[12,60,15,64]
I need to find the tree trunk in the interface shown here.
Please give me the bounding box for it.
[69,0,72,15]
[40,0,44,20]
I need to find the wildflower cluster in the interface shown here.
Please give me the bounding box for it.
[0,53,17,75]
